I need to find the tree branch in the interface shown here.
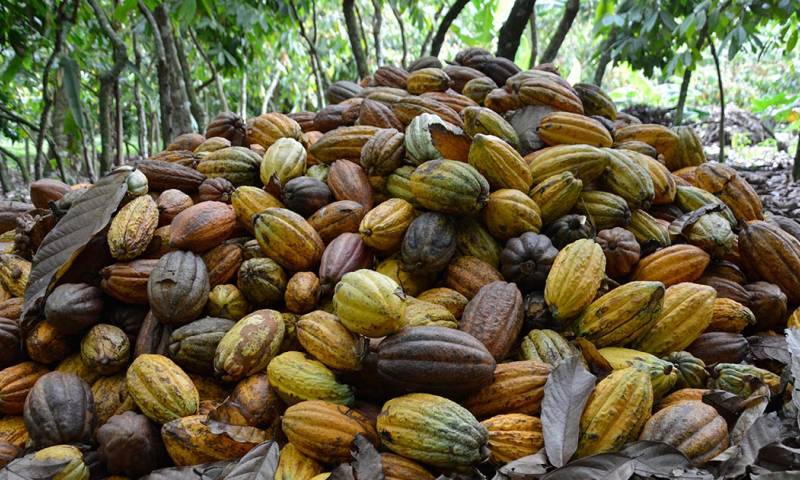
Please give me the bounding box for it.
[710,39,725,164]
[539,0,579,63]
[371,0,383,67]
[496,0,536,60]
[343,0,368,78]
[528,9,538,69]
[290,0,326,108]
[189,28,228,113]
[430,0,470,57]
[389,1,407,68]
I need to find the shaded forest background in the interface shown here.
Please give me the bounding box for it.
[0,0,798,195]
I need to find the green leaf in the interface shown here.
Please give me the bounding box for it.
[177,0,196,23]
[113,0,137,22]
[60,55,84,132]
[1,55,24,84]
[21,169,132,334]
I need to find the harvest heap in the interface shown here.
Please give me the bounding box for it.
[0,48,798,478]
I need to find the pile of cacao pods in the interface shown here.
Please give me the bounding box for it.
[1,46,799,479]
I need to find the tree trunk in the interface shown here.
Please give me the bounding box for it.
[49,139,67,182]
[343,0,369,79]
[674,68,692,126]
[420,3,445,58]
[539,0,579,64]
[355,4,370,66]
[593,36,613,86]
[175,30,205,130]
[80,112,95,181]
[114,78,124,165]
[371,0,383,68]
[0,155,9,193]
[289,0,325,108]
[189,29,228,114]
[155,5,194,138]
[0,146,27,185]
[496,0,536,60]
[710,40,725,164]
[240,73,248,119]
[430,0,470,57]
[88,0,128,174]
[528,9,538,69]
[34,0,77,180]
[262,71,281,113]
[389,1,407,68]
[793,130,800,181]
[132,32,148,158]
[140,2,171,148]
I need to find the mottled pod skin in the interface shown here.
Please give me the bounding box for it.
[126,354,198,424]
[214,309,285,382]
[640,401,728,466]
[459,281,523,361]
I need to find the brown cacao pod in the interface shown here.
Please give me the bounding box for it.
[98,411,166,477]
[459,281,523,361]
[205,112,248,146]
[148,250,210,325]
[462,360,551,419]
[285,272,320,315]
[0,362,49,415]
[744,281,787,331]
[499,233,558,293]
[282,177,333,217]
[640,401,728,466]
[318,233,373,294]
[0,317,20,368]
[136,160,206,192]
[739,220,800,303]
[169,202,237,253]
[445,255,504,300]
[596,227,641,278]
[308,200,367,244]
[197,177,235,203]
[101,259,158,304]
[44,283,104,335]
[686,332,748,364]
[202,243,243,287]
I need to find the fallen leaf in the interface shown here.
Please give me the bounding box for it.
[718,413,784,478]
[541,355,596,467]
[619,440,692,477]
[352,434,383,480]
[748,335,791,365]
[786,328,800,430]
[730,385,771,446]
[0,453,73,480]
[496,450,549,479]
[328,464,356,480]
[540,452,634,480]
[219,440,278,480]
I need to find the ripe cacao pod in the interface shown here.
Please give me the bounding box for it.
[544,239,606,322]
[267,350,354,405]
[640,401,727,466]
[126,354,198,424]
[148,250,209,325]
[254,208,325,271]
[214,309,285,381]
[23,372,95,449]
[44,283,104,335]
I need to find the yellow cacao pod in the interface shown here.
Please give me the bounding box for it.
[126,354,199,424]
[107,195,158,261]
[267,351,354,405]
[333,269,406,337]
[544,239,606,321]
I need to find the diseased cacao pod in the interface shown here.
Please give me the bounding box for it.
[596,227,640,278]
[25,321,70,365]
[285,272,320,314]
[24,445,89,480]
[543,214,594,249]
[402,297,458,329]
[0,440,19,468]
[634,283,716,356]
[445,255,503,300]
[148,250,209,325]
[268,350,354,405]
[44,283,104,335]
[237,257,287,306]
[0,254,30,298]
[575,367,652,457]
[544,239,606,322]
[97,411,167,477]
[519,329,580,367]
[378,393,488,468]
[254,208,325,271]
[80,324,130,375]
[282,400,378,463]
[462,361,551,419]
[575,281,664,348]
[161,414,268,466]
[499,232,558,293]
[126,354,198,424]
[23,372,95,449]
[56,353,101,386]
[108,195,158,260]
[640,401,727,466]
[687,332,748,365]
[214,309,285,381]
[694,162,763,222]
[377,326,495,398]
[207,284,250,321]
[744,281,787,331]
[632,244,710,287]
[169,201,236,252]
[401,212,456,274]
[211,373,279,427]
[482,413,543,465]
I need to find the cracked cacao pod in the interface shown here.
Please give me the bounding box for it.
[126,354,198,424]
[598,347,677,400]
[664,351,708,389]
[409,160,490,215]
[710,363,780,396]
[215,309,284,382]
[468,134,532,192]
[640,401,727,466]
[632,244,710,287]
[231,186,284,233]
[211,373,279,428]
[459,281,523,361]
[297,310,365,371]
[484,189,542,241]
[634,283,716,356]
[739,220,800,303]
[538,112,612,147]
[161,414,268,466]
[709,298,755,333]
[308,200,367,244]
[136,160,206,193]
[401,212,456,274]
[169,201,236,253]
[381,452,435,480]
[575,191,631,230]
[463,361,550,419]
[519,329,581,367]
[197,177,235,203]
[23,372,95,449]
[575,281,664,348]
[527,144,609,185]
[482,413,543,465]
[205,112,248,146]
[196,147,262,186]
[282,400,378,464]
[44,283,104,335]
[675,185,737,226]
[444,256,501,302]
[254,208,325,271]
[282,176,332,217]
[695,162,763,222]
[156,189,193,226]
[0,361,49,415]
[543,214,594,249]
[101,259,158,304]
[544,239,606,322]
[529,171,583,225]
[148,250,210,325]
[404,113,448,166]
[285,272,320,314]
[267,350,354,405]
[260,137,306,188]
[377,326,495,398]
[359,198,414,253]
[207,284,250,320]
[308,125,380,165]
[671,211,735,258]
[596,227,640,278]
[275,443,324,480]
[168,317,235,375]
[0,254,29,298]
[91,373,135,426]
[378,393,488,468]
[576,367,653,457]
[499,233,557,293]
[202,243,243,287]
[80,324,130,375]
[456,218,502,267]
[237,257,287,306]
[98,411,166,477]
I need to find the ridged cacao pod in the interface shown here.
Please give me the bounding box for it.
[197,177,235,203]
[632,245,710,287]
[499,232,558,293]
[205,112,248,146]
[482,413,543,465]
[462,106,520,149]
[739,220,800,303]
[359,198,414,253]
[157,189,193,226]
[267,350,354,405]
[100,260,157,305]
[378,393,488,468]
[402,297,458,329]
[519,329,580,367]
[92,373,135,426]
[596,227,641,278]
[459,281,523,361]
[573,83,617,119]
[148,250,209,325]
[468,134,532,192]
[169,201,236,253]
[544,239,606,322]
[401,212,456,274]
[327,159,373,210]
[575,190,631,230]
[97,411,166,477]
[214,309,284,381]
[254,208,325,271]
[44,283,104,335]
[709,298,755,333]
[126,354,198,423]
[640,401,727,466]
[274,443,324,480]
[308,125,380,164]
[260,137,306,188]
[410,159,490,215]
[80,324,130,375]
[25,321,70,365]
[282,176,332,217]
[710,363,780,396]
[308,200,367,244]
[417,288,469,319]
[598,347,677,400]
[444,255,503,300]
[168,317,234,375]
[381,452,435,480]
[538,112,612,147]
[456,218,502,267]
[543,214,594,249]
[626,209,672,252]
[462,361,551,419]
[484,189,543,240]
[527,145,609,185]
[0,317,20,369]
[161,414,268,466]
[136,160,206,192]
[664,351,709,389]
[285,272,320,314]
[529,171,583,225]
[108,194,158,260]
[297,310,364,371]
[745,281,787,331]
[196,147,262,186]
[319,233,373,293]
[695,162,763,222]
[687,332,748,365]
[377,326,496,398]
[207,284,250,321]
[0,254,30,298]
[0,362,49,415]
[23,372,95,449]
[333,269,405,337]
